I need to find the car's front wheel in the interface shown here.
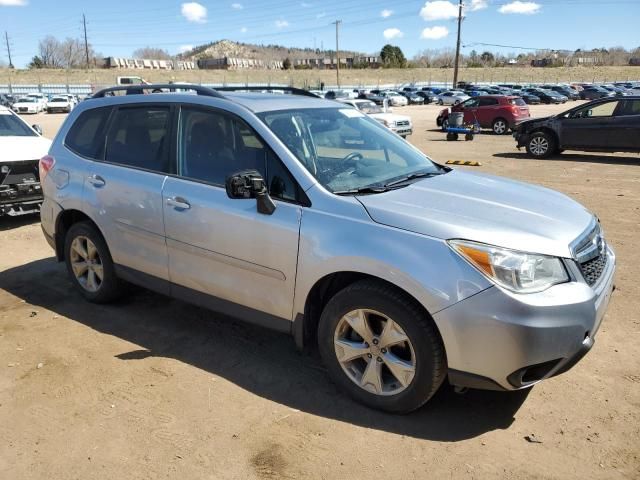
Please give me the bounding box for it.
[64,222,121,303]
[318,280,446,413]
[526,131,555,159]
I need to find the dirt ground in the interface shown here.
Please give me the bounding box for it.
[1,101,639,480]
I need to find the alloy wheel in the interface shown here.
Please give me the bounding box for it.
[69,236,103,292]
[493,120,507,134]
[334,309,416,396]
[529,136,549,156]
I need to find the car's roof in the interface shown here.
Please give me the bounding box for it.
[83,91,340,113]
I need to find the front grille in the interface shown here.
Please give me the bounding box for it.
[396,120,410,127]
[572,221,608,286]
[0,160,40,186]
[580,254,608,286]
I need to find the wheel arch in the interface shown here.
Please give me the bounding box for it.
[530,126,559,146]
[54,209,105,261]
[294,271,442,352]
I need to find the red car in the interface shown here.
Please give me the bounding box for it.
[436,95,530,135]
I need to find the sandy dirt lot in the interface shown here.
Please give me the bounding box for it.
[1,102,639,480]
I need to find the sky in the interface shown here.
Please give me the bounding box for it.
[1,0,639,68]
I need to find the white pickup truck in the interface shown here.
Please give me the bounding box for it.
[338,98,413,138]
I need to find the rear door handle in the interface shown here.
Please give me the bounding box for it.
[87,174,105,187]
[166,196,191,210]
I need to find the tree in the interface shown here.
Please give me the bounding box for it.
[283,57,292,69]
[380,44,407,68]
[480,51,494,66]
[132,47,172,60]
[35,35,98,68]
[28,56,44,69]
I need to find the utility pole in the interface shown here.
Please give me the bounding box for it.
[332,20,342,88]
[82,14,90,67]
[4,31,13,69]
[453,0,463,88]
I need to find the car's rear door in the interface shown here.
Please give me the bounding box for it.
[612,99,640,150]
[82,103,172,287]
[476,97,499,127]
[560,100,620,149]
[161,105,303,325]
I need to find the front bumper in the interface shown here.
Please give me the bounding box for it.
[434,246,616,391]
[390,126,413,136]
[513,130,529,148]
[0,184,43,216]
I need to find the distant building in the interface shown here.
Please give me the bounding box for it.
[197,57,283,70]
[294,56,380,69]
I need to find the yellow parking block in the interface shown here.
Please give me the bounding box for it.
[445,160,482,166]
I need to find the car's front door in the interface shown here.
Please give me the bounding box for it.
[458,98,479,124]
[162,106,303,324]
[476,97,499,127]
[82,104,172,286]
[559,100,620,149]
[612,99,640,151]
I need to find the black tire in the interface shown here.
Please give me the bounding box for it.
[317,280,446,413]
[440,118,449,131]
[491,117,509,135]
[446,132,458,141]
[465,133,474,141]
[64,221,121,303]
[525,131,556,159]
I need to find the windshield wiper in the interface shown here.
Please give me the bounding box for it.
[384,171,442,188]
[333,186,391,195]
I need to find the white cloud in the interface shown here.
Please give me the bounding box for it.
[421,26,449,39]
[179,45,194,53]
[0,0,28,5]
[381,9,393,18]
[275,19,289,28]
[383,28,403,40]
[181,2,207,23]
[231,2,243,9]
[240,26,247,33]
[419,1,458,21]
[468,0,487,11]
[316,12,326,18]
[498,1,541,14]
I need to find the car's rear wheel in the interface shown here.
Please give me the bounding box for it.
[318,280,446,413]
[492,118,508,135]
[526,131,555,159]
[65,222,121,303]
[440,118,449,131]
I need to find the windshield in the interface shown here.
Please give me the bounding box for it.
[0,112,37,137]
[19,98,38,103]
[259,107,444,194]
[50,97,66,102]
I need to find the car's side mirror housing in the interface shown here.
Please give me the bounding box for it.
[225,169,276,215]
[32,124,43,135]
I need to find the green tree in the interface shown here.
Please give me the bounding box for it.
[28,55,44,69]
[480,51,495,65]
[380,44,407,68]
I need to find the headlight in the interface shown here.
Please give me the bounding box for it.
[449,240,569,293]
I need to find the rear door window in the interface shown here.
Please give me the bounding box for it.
[104,106,171,173]
[478,98,499,107]
[65,107,112,159]
[614,100,640,116]
[509,98,527,106]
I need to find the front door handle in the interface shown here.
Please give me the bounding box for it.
[166,196,191,210]
[87,174,105,187]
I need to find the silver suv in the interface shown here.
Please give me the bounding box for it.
[40,85,616,413]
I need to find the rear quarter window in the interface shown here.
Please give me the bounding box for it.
[510,98,527,106]
[65,107,112,159]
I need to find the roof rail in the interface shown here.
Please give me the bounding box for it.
[92,83,225,99]
[215,86,319,98]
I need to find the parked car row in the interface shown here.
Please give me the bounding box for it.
[3,93,80,114]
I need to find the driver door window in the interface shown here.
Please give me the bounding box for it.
[572,101,619,119]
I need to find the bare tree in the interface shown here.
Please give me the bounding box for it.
[132,47,172,60]
[39,35,64,68]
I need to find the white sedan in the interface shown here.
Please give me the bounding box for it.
[12,97,44,114]
[0,106,51,216]
[436,90,470,105]
[339,99,413,138]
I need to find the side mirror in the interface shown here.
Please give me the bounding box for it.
[32,124,43,135]
[225,170,276,215]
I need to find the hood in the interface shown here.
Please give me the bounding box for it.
[1,136,52,162]
[370,112,410,122]
[356,169,593,258]
[516,115,553,127]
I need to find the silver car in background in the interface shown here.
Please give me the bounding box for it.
[40,84,615,413]
[436,90,471,105]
